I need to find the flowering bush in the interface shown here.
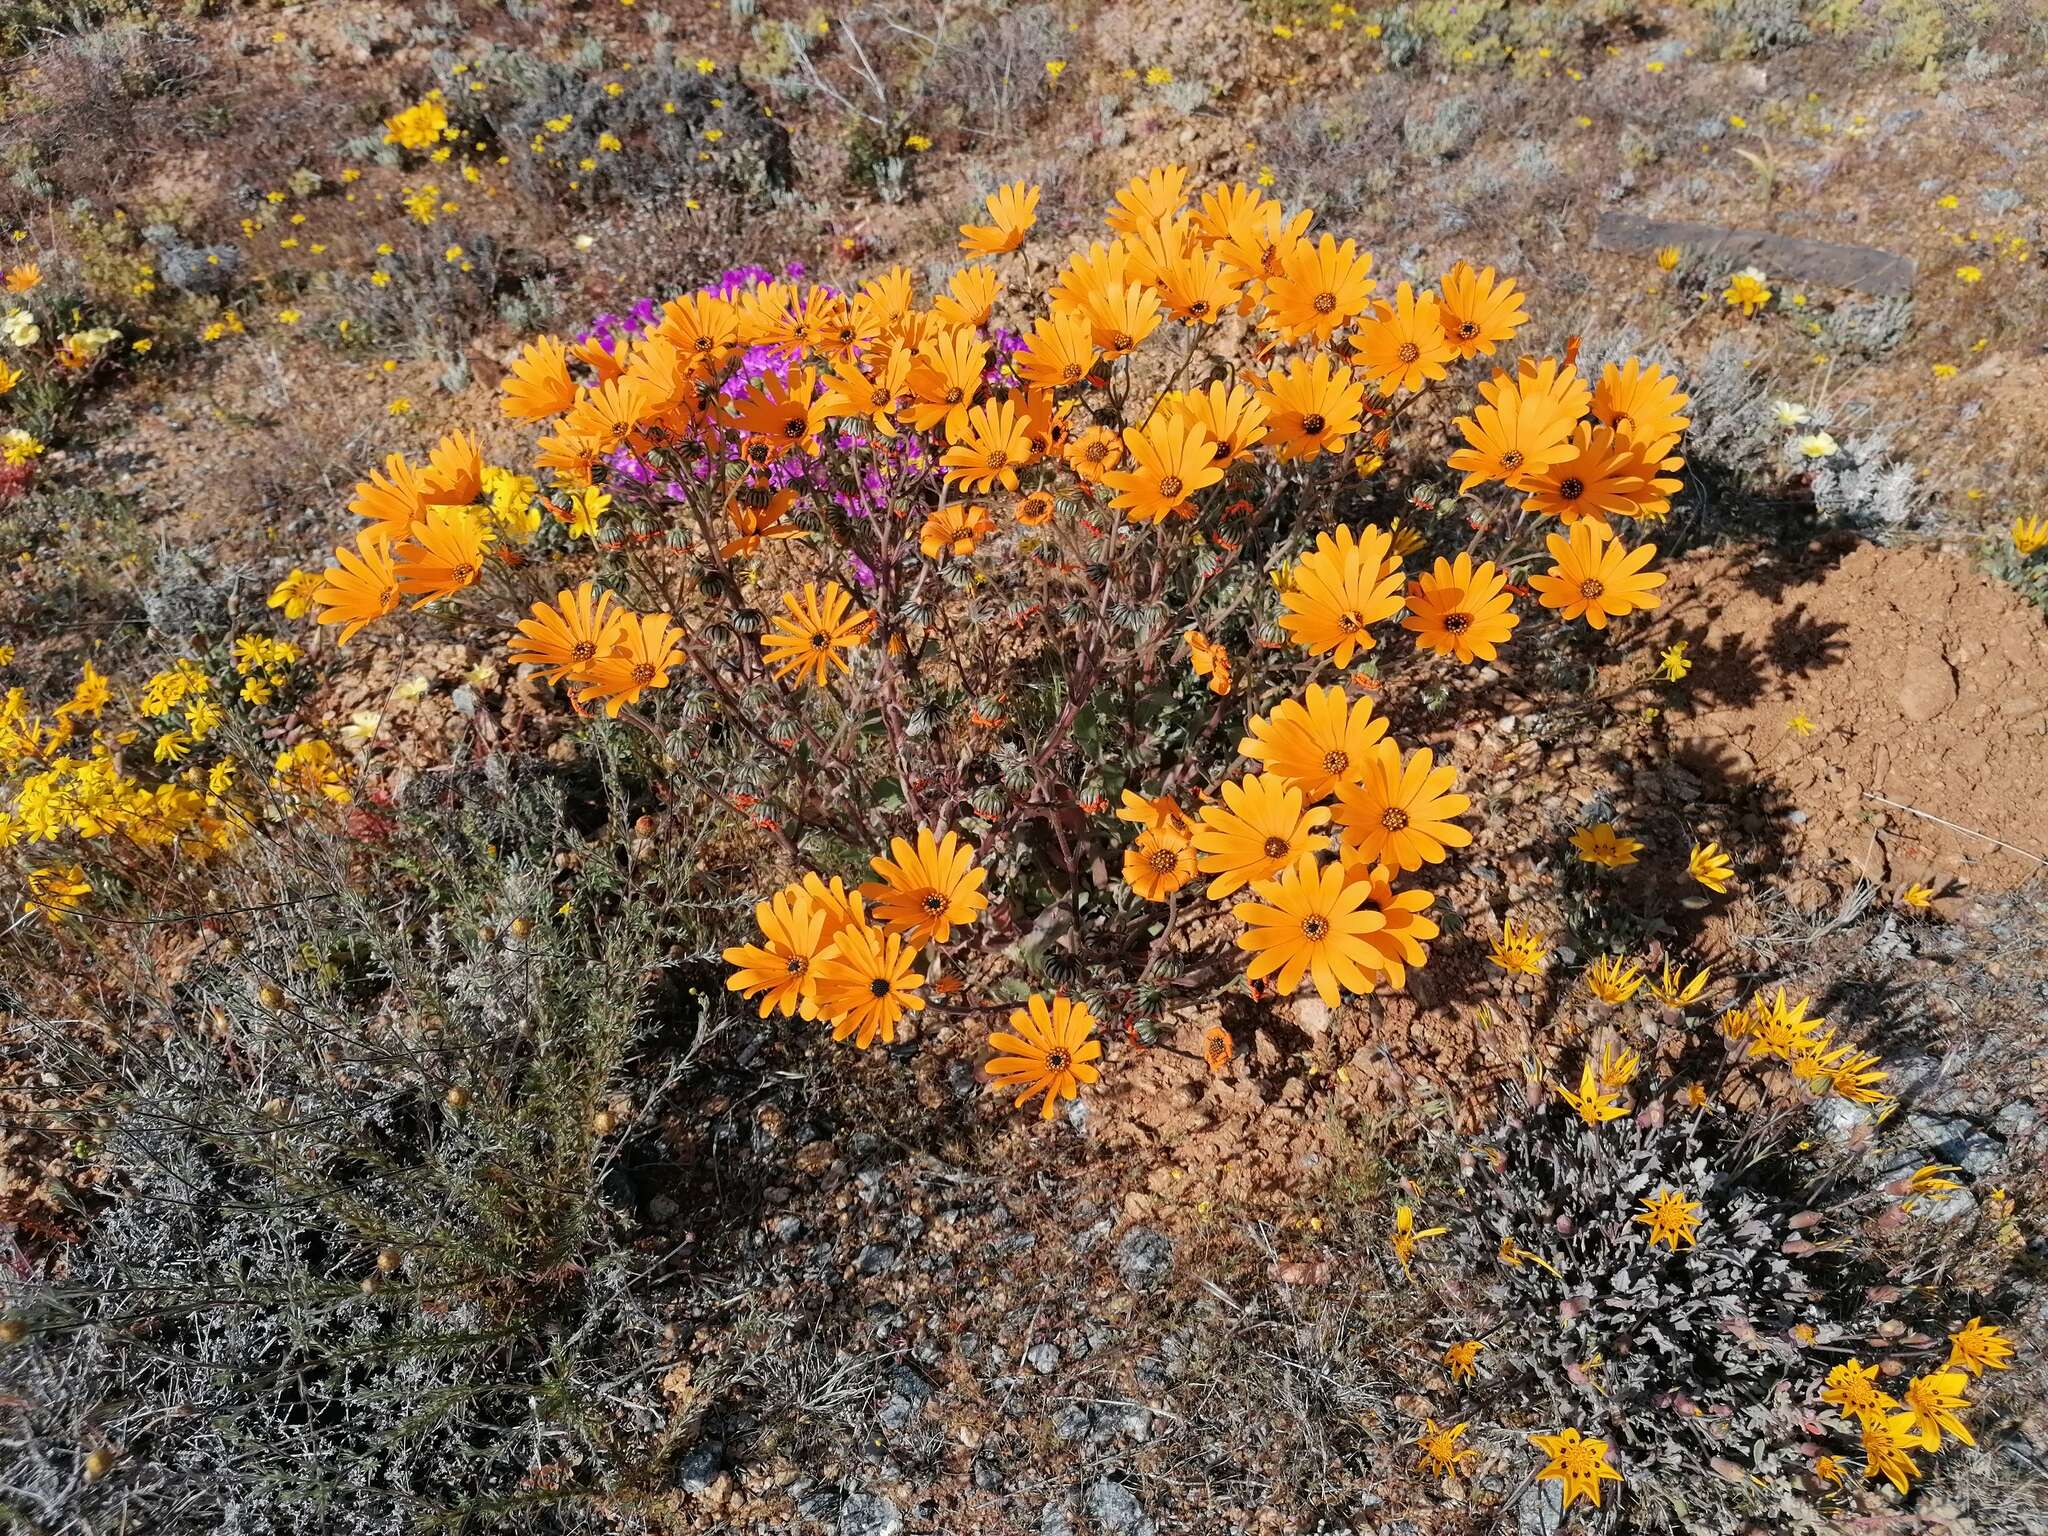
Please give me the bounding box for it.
[310,164,1695,1080]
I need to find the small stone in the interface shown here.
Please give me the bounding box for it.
[1085,1477,1156,1536]
[839,1492,903,1536]
[856,1243,900,1275]
[674,1439,724,1494]
[1897,645,1957,722]
[1026,1342,1061,1375]
[1114,1227,1174,1293]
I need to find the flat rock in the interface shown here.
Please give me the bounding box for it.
[1593,212,1915,295]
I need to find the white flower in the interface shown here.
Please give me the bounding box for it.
[339,710,383,749]
[1,309,39,347]
[1796,431,1840,460]
[1771,400,1811,427]
[391,676,431,703]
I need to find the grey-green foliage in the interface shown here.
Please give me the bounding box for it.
[1454,1091,1857,1531]
[1,762,738,1533]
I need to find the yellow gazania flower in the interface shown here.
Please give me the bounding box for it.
[1528,1427,1623,1511]
[1895,1371,1974,1452]
[1687,840,1734,893]
[1583,955,1644,1005]
[1647,960,1710,1008]
[1443,1339,1484,1383]
[2011,515,2048,557]
[1556,1059,1628,1125]
[1860,1414,1921,1495]
[1722,267,1772,315]
[1634,1188,1702,1250]
[1900,882,1935,911]
[1390,1203,1448,1271]
[1415,1418,1476,1479]
[1570,822,1641,868]
[1656,641,1691,681]
[1944,1318,2014,1377]
[1488,917,1548,976]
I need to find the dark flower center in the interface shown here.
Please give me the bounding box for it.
[1500,449,1523,470]
[1458,321,1479,338]
[921,891,948,914]
[1061,363,1082,383]
[1302,413,1326,434]
[1045,1048,1070,1072]
[631,663,655,684]
[1301,915,1329,940]
[1397,342,1420,363]
[571,640,596,661]
[1147,847,1179,873]
[1312,292,1336,315]
[809,631,829,649]
[1381,807,1410,831]
[1337,612,1361,632]
[1158,475,1184,498]
[1262,835,1290,859]
[1443,612,1472,633]
[1559,477,1585,500]
[944,387,963,404]
[786,956,806,974]
[985,450,1007,469]
[1189,299,1208,316]
[1112,333,1134,351]
[869,977,892,999]
[1579,578,1606,599]
[1322,749,1350,774]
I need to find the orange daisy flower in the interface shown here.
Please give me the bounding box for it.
[1446,363,1582,492]
[1523,423,1646,525]
[509,581,626,685]
[1015,308,1099,390]
[1332,742,1472,872]
[1528,521,1665,628]
[1350,283,1455,395]
[393,505,490,606]
[1258,354,1366,462]
[500,334,578,421]
[1172,380,1269,467]
[312,527,400,644]
[1277,523,1405,666]
[932,264,1003,329]
[1065,424,1124,482]
[1123,827,1197,902]
[723,888,834,1019]
[761,581,871,688]
[1339,858,1440,990]
[1401,553,1519,663]
[1233,858,1388,1006]
[421,429,484,507]
[960,179,1040,255]
[1105,164,1189,235]
[1264,233,1376,344]
[348,452,432,532]
[920,502,994,559]
[862,826,990,947]
[811,922,925,1048]
[1104,413,1223,524]
[653,292,740,373]
[987,993,1103,1119]
[577,611,685,716]
[1079,280,1164,360]
[1192,773,1331,899]
[941,398,1033,493]
[1437,261,1528,358]
[903,326,989,437]
[1239,683,1387,802]
[1591,358,1690,448]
